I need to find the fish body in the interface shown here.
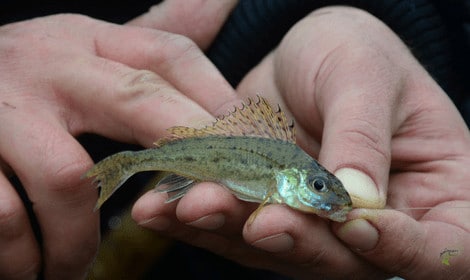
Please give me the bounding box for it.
[85,96,352,222]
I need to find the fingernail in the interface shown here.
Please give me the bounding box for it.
[335,168,384,208]
[138,216,171,231]
[251,233,294,253]
[336,219,378,251]
[186,213,225,230]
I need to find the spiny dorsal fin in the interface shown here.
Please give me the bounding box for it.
[155,95,295,146]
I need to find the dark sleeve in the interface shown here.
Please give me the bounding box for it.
[207,0,470,125]
[0,0,158,24]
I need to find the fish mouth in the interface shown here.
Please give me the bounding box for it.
[326,193,353,222]
[301,201,352,222]
[319,189,352,222]
[325,204,352,222]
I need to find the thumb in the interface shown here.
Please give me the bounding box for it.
[317,60,398,209]
[333,209,470,279]
[127,0,238,49]
[272,8,406,209]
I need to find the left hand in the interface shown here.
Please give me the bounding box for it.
[133,6,470,279]
[0,1,239,278]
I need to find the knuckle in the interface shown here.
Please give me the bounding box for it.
[154,32,203,66]
[115,68,190,110]
[341,119,391,164]
[51,161,86,186]
[162,33,199,57]
[45,157,91,195]
[116,69,165,101]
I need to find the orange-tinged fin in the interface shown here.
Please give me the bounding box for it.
[155,95,295,147]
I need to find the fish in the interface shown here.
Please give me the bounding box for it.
[84,96,352,222]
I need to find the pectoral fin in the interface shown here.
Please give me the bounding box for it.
[246,187,276,226]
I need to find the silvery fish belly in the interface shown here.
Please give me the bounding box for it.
[84,96,352,222]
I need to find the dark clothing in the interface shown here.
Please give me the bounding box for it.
[208,0,470,125]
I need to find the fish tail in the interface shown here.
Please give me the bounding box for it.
[83,151,141,210]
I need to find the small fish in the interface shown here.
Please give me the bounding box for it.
[84,96,352,222]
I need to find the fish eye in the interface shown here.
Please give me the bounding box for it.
[310,177,328,192]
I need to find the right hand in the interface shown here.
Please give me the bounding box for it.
[0,8,238,279]
[132,6,470,279]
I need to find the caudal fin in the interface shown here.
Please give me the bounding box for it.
[83,151,136,210]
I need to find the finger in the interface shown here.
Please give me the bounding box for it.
[275,9,409,208]
[90,21,240,116]
[132,186,280,267]
[131,188,177,231]
[0,173,40,279]
[52,54,215,146]
[175,183,256,234]
[127,0,239,49]
[5,15,239,118]
[334,207,470,279]
[132,182,254,235]
[0,110,99,279]
[242,205,386,279]
[131,186,236,256]
[317,55,399,209]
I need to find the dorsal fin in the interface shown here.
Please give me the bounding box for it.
[155,95,295,146]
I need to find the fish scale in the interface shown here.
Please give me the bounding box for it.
[84,96,352,221]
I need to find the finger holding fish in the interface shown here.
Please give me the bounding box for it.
[133,181,256,235]
[175,182,257,233]
[242,204,387,279]
[333,204,470,279]
[234,6,470,279]
[133,183,385,279]
[132,183,262,257]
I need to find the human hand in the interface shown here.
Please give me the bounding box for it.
[0,8,238,279]
[127,0,238,50]
[133,6,470,279]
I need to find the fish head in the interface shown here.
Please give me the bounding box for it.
[275,167,352,222]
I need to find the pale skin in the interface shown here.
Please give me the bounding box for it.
[0,2,469,280]
[133,5,470,280]
[0,1,240,279]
